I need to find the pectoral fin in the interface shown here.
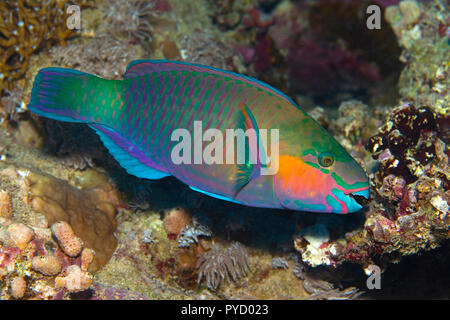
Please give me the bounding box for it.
[233,105,267,198]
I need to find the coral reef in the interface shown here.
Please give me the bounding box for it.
[366,103,448,247]
[0,166,120,271]
[26,170,120,271]
[0,0,93,91]
[0,0,448,300]
[387,0,449,108]
[293,103,448,269]
[0,218,98,299]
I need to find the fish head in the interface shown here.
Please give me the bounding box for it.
[272,123,369,214]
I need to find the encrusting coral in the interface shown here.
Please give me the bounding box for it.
[0,166,120,272]
[294,101,448,269]
[26,170,120,271]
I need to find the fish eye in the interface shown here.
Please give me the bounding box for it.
[318,152,334,167]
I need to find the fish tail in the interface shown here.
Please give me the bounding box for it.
[27,67,103,123]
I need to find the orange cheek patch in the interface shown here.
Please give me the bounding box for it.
[275,155,329,197]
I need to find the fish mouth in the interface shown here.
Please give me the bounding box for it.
[348,188,370,207]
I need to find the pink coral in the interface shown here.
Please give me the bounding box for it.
[31,255,62,276]
[55,265,93,293]
[7,223,34,250]
[51,221,83,257]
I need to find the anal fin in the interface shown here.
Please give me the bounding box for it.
[89,124,169,180]
[189,185,243,205]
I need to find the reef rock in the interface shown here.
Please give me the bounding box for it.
[26,170,120,271]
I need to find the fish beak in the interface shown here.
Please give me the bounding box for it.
[333,187,370,213]
[348,188,370,207]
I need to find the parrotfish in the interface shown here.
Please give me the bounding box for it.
[27,59,369,214]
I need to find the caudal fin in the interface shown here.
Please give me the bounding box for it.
[27,67,100,123]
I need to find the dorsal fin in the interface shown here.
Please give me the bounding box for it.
[124,59,297,106]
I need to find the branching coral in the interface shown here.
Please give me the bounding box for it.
[0,0,92,90]
[196,242,249,290]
